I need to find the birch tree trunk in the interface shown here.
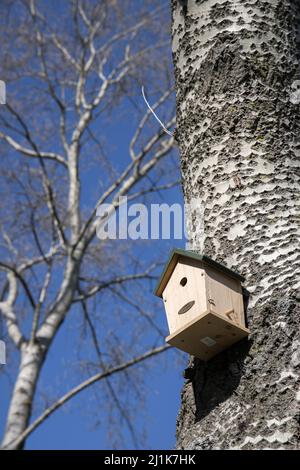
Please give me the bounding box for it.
[171,0,300,449]
[1,344,45,449]
[1,255,80,449]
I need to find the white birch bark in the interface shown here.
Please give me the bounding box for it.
[1,343,44,449]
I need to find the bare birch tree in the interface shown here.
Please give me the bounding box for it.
[171,0,300,450]
[0,0,177,449]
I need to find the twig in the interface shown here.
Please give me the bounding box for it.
[1,344,170,450]
[141,86,174,137]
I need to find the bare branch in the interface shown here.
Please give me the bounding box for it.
[126,180,181,202]
[0,271,25,348]
[75,128,175,251]
[108,286,165,338]
[30,265,52,345]
[5,104,67,246]
[0,132,67,167]
[0,262,36,311]
[1,344,170,450]
[51,35,80,71]
[130,89,174,160]
[74,263,159,303]
[79,292,139,447]
[141,87,174,137]
[18,244,62,274]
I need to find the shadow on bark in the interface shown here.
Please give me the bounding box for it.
[190,338,252,423]
[184,289,252,422]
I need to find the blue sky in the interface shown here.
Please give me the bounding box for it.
[0,183,187,450]
[0,0,189,450]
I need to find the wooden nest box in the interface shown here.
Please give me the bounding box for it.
[155,249,250,361]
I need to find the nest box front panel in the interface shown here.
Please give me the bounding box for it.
[205,266,245,326]
[162,257,206,335]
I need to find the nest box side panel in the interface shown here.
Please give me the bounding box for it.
[162,258,206,335]
[204,266,245,326]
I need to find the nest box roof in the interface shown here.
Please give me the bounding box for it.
[154,248,245,298]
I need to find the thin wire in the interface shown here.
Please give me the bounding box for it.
[141,86,173,137]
